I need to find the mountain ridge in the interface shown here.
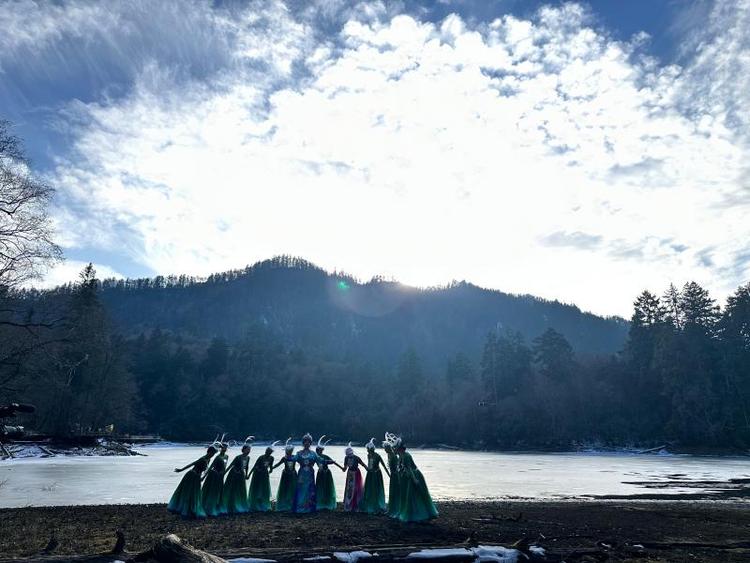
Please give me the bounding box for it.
[89,256,628,365]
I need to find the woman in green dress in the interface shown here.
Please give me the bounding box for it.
[248,441,279,512]
[360,438,389,514]
[168,445,216,518]
[383,433,401,518]
[201,440,228,516]
[315,436,344,511]
[272,438,297,512]
[220,439,252,514]
[396,442,438,522]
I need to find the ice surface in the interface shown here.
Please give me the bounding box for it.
[2,445,749,508]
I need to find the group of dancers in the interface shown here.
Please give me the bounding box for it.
[167,432,438,523]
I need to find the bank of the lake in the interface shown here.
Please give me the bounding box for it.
[1,501,749,562]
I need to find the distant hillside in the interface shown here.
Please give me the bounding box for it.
[95,257,628,366]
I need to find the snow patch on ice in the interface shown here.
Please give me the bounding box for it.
[529,545,545,555]
[472,546,519,562]
[333,551,375,562]
[407,546,519,562]
[408,548,473,558]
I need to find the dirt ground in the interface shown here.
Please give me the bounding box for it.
[1,501,749,562]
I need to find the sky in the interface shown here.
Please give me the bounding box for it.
[1,0,748,317]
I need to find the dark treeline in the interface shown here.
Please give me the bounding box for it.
[79,256,628,363]
[3,262,749,450]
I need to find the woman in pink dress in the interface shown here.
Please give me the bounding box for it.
[342,442,366,511]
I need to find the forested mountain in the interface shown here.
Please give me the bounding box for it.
[91,256,627,368]
[4,260,750,450]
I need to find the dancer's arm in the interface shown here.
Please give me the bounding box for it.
[174,458,200,472]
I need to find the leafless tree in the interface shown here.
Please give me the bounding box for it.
[0,120,62,291]
[0,120,64,399]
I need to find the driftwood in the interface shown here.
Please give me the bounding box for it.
[637,445,667,454]
[131,534,227,563]
[0,441,14,459]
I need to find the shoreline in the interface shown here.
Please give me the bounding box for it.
[5,438,750,460]
[2,500,750,562]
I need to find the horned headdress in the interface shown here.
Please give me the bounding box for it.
[267,440,281,453]
[317,435,332,450]
[383,431,402,449]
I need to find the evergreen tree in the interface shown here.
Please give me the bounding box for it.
[532,328,574,381]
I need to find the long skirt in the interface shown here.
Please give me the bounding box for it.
[343,468,364,512]
[316,467,337,510]
[293,466,317,513]
[360,468,386,514]
[248,470,272,512]
[220,470,249,514]
[201,469,224,516]
[276,468,297,512]
[387,470,401,518]
[167,470,205,518]
[398,469,438,522]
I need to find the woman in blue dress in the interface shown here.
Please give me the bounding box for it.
[293,433,320,513]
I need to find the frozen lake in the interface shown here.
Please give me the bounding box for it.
[1,444,748,508]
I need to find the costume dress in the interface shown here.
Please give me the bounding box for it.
[201,453,227,516]
[293,449,319,513]
[168,456,209,518]
[248,454,274,512]
[343,455,364,512]
[360,451,387,514]
[276,454,297,512]
[221,454,250,514]
[397,451,438,522]
[386,449,401,518]
[315,453,337,510]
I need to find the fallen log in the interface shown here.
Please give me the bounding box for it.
[131,534,227,563]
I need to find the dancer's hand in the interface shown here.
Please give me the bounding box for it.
[174,468,181,473]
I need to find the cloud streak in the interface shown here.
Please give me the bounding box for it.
[3,0,749,316]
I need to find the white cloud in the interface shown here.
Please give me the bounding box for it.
[27,0,750,316]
